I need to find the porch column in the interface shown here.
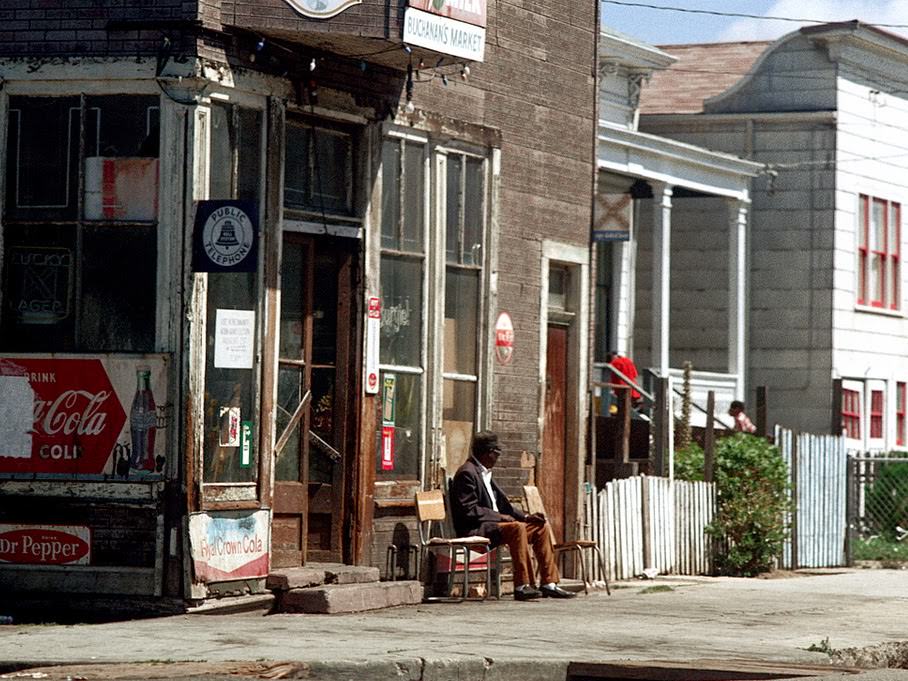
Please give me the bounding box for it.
[651,182,672,376]
[728,197,749,397]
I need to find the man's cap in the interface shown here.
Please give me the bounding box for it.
[472,430,501,456]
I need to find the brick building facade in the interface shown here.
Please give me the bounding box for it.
[0,0,598,607]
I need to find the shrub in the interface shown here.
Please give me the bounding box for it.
[675,434,790,576]
[865,461,908,540]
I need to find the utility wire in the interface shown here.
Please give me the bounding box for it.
[601,0,908,29]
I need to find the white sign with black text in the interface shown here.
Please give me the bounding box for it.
[214,310,255,370]
[403,7,486,62]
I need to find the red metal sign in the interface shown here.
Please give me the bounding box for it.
[381,425,395,471]
[494,311,514,365]
[408,0,486,28]
[0,358,126,474]
[0,525,91,565]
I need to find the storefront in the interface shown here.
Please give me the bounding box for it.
[0,0,598,607]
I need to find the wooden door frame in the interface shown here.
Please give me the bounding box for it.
[538,241,590,544]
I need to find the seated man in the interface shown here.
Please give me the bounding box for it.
[449,431,575,601]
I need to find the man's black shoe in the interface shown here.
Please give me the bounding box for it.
[514,585,542,601]
[540,584,576,599]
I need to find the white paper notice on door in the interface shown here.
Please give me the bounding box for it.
[214,309,255,369]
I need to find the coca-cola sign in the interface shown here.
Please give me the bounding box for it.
[0,524,91,565]
[0,355,168,477]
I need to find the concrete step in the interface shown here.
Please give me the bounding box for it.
[275,580,422,614]
[267,564,380,592]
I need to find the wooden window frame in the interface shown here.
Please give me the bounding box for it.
[842,388,861,440]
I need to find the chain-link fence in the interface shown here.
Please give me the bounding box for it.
[848,455,908,563]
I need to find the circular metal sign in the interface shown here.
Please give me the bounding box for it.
[495,311,514,365]
[282,0,361,18]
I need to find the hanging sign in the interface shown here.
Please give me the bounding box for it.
[281,0,361,19]
[193,200,259,273]
[365,296,381,395]
[408,0,486,28]
[381,374,397,426]
[593,193,632,242]
[494,311,514,365]
[402,7,486,62]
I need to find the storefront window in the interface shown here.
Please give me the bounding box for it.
[284,121,353,215]
[1,95,160,352]
[202,102,263,484]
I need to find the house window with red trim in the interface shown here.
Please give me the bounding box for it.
[842,388,861,439]
[858,195,900,310]
[897,382,906,446]
[870,389,884,439]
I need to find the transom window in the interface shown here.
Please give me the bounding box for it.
[858,195,900,310]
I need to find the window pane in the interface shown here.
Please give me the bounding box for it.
[463,157,484,266]
[890,204,899,257]
[0,225,76,351]
[376,371,421,479]
[402,143,425,253]
[237,108,262,202]
[444,268,478,375]
[381,140,401,250]
[312,130,351,213]
[549,266,569,309]
[86,95,159,158]
[442,378,476,473]
[445,155,462,264]
[79,225,156,351]
[898,383,905,411]
[284,124,311,209]
[873,200,885,252]
[279,240,305,361]
[380,255,423,367]
[275,365,303,481]
[209,103,233,200]
[858,197,867,249]
[595,241,613,363]
[5,97,80,220]
[203,271,258,483]
[872,255,883,303]
[312,251,338,365]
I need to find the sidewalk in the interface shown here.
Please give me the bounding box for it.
[3,569,908,680]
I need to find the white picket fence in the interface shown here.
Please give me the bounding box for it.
[583,475,716,581]
[776,426,848,568]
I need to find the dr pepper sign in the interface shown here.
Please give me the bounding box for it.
[495,312,514,365]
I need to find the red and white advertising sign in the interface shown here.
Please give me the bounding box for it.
[0,524,91,566]
[365,296,381,395]
[494,311,514,365]
[0,355,168,477]
[189,511,270,583]
[381,425,395,471]
[408,0,486,28]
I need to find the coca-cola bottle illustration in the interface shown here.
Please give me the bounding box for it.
[129,368,157,470]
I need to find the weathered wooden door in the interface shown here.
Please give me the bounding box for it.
[541,323,568,543]
[272,234,356,566]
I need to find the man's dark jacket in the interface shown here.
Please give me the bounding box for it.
[449,457,526,547]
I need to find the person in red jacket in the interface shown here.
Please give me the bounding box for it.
[606,351,641,404]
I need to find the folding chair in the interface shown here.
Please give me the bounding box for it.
[415,489,493,601]
[523,485,611,595]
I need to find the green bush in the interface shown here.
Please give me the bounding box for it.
[675,434,790,576]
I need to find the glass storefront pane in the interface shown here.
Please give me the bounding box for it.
[312,251,339,366]
[463,157,484,266]
[209,103,233,201]
[595,241,612,363]
[237,108,262,202]
[376,372,421,479]
[445,155,462,263]
[442,378,476,473]
[380,255,423,367]
[444,268,478,375]
[381,140,401,250]
[275,365,303,481]
[402,143,425,253]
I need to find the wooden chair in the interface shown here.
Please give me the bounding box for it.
[523,485,611,595]
[415,489,493,601]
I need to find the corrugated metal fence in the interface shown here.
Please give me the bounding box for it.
[584,476,716,581]
[776,426,847,568]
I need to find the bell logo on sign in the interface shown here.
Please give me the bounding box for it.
[281,0,361,18]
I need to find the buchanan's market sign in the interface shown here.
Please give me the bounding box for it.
[404,0,486,62]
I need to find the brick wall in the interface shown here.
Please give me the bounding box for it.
[0,0,201,58]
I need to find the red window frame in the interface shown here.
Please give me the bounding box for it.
[897,382,906,447]
[842,388,861,439]
[870,389,884,439]
[858,195,901,310]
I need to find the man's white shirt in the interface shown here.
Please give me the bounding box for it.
[471,456,499,512]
